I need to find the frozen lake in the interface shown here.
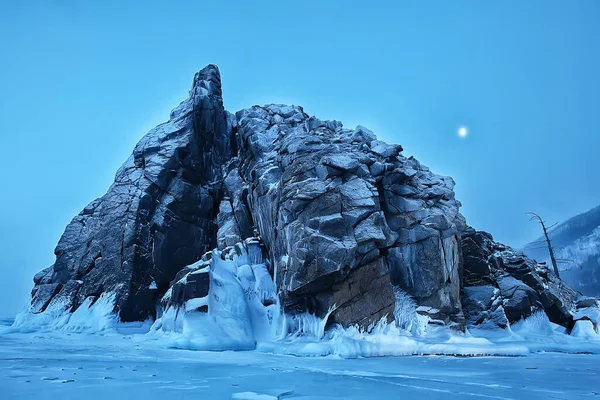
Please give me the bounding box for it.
[2,319,599,400]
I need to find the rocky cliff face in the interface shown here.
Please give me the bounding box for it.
[226,104,466,329]
[26,65,588,335]
[31,66,234,322]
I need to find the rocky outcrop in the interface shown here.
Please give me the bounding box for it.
[461,228,578,330]
[29,65,234,321]
[154,102,467,331]
[225,105,466,329]
[26,64,589,336]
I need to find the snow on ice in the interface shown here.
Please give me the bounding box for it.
[2,316,600,400]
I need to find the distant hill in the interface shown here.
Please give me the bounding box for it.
[523,205,600,296]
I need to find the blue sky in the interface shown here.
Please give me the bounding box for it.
[1,0,599,316]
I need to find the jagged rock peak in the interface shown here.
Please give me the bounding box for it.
[192,64,223,99]
[27,64,232,322]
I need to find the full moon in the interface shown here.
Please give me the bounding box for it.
[458,126,468,138]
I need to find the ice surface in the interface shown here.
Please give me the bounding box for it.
[253,311,600,358]
[1,317,600,400]
[231,392,278,400]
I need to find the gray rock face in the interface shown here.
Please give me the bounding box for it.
[28,64,587,335]
[220,105,466,329]
[28,65,234,321]
[461,228,577,330]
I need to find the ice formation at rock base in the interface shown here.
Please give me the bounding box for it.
[11,236,600,358]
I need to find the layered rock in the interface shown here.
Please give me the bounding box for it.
[461,228,578,330]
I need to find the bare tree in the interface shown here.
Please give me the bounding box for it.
[527,212,561,278]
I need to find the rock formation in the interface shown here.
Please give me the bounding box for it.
[25,64,592,336]
[30,66,234,321]
[227,104,466,329]
[461,228,577,330]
